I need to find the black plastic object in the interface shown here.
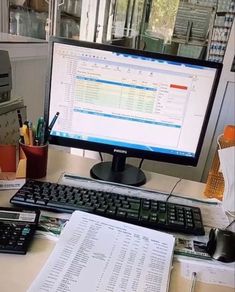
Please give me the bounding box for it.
[207,228,235,263]
[90,153,146,186]
[0,207,40,255]
[10,179,205,236]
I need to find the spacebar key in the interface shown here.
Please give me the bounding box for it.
[47,201,94,212]
[74,205,95,213]
[46,201,77,211]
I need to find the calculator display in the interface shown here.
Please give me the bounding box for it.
[0,210,36,222]
[0,211,19,220]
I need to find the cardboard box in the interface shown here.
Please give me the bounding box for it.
[29,0,48,12]
[0,145,16,172]
[0,144,26,189]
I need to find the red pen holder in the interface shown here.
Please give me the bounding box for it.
[19,141,48,179]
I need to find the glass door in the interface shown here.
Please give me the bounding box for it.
[3,0,144,46]
[4,0,234,61]
[8,0,49,39]
[55,0,81,40]
[111,0,145,48]
[5,0,81,41]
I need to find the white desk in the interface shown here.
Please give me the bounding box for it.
[0,148,233,292]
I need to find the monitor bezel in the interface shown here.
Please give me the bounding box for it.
[44,36,222,167]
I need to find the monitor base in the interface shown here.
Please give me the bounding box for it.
[90,161,146,187]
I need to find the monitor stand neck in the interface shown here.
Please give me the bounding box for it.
[90,152,146,186]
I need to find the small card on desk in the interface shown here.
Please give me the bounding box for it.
[0,144,26,190]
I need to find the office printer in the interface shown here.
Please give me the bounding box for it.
[0,50,12,103]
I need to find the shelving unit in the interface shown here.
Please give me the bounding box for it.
[207,0,235,62]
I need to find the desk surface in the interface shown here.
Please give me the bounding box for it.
[0,148,233,292]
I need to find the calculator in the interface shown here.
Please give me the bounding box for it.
[0,207,40,255]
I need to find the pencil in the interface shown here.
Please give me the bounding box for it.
[28,122,34,146]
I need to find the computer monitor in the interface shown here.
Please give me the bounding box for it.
[44,37,222,186]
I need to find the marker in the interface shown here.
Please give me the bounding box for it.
[39,122,46,146]
[36,117,45,145]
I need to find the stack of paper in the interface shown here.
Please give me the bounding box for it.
[28,211,175,292]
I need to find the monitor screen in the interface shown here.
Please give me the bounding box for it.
[45,37,222,186]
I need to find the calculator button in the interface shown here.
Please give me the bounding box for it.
[22,227,31,235]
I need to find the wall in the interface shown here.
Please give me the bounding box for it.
[202,21,235,181]
[11,58,47,123]
[0,36,48,123]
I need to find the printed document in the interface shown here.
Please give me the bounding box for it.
[177,256,235,288]
[28,211,175,292]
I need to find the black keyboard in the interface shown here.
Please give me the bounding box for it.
[10,179,205,235]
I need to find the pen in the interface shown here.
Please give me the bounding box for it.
[48,112,59,133]
[17,109,24,143]
[45,112,60,143]
[17,109,23,127]
[190,272,197,292]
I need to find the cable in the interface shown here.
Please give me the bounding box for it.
[225,210,235,219]
[225,219,235,230]
[166,178,183,202]
[138,158,144,169]
[99,152,103,162]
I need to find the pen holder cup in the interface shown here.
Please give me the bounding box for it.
[19,141,48,179]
